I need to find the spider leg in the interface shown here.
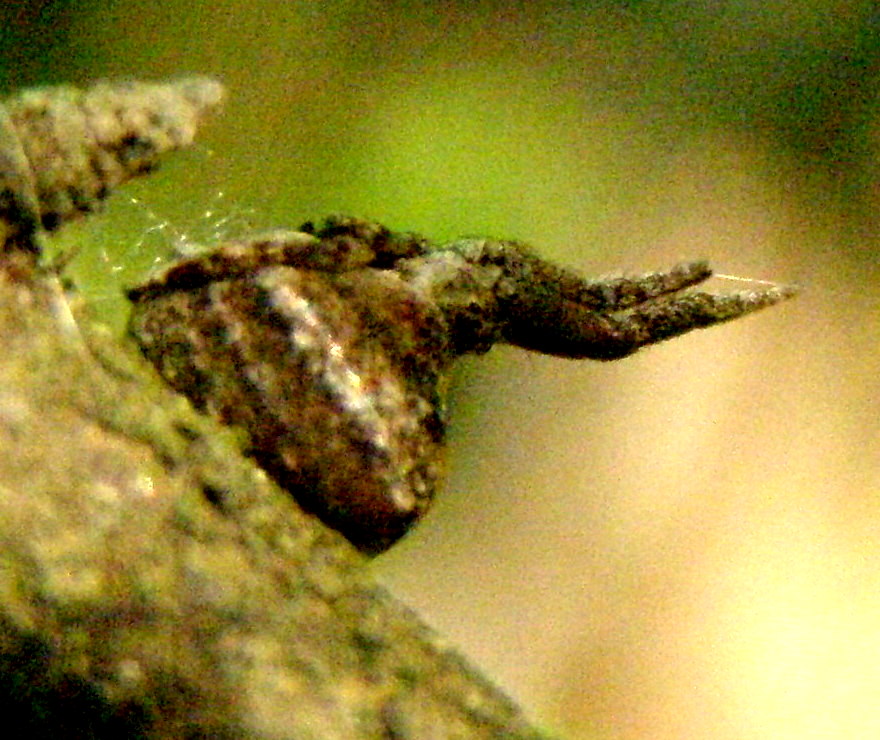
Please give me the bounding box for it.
[578,283,798,360]
[301,215,431,266]
[558,259,713,312]
[128,228,385,302]
[498,258,796,360]
[128,231,318,301]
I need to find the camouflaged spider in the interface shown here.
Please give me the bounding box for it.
[127,216,795,554]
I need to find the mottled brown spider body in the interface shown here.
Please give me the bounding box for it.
[127,216,794,553]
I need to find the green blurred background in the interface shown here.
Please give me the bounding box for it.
[2,2,878,738]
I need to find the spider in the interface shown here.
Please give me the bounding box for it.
[128,215,795,554]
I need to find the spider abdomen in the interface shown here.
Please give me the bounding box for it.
[129,263,449,553]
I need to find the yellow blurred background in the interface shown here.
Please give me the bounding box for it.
[3,1,878,737]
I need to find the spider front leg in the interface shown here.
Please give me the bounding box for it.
[506,256,795,360]
[540,275,796,360]
[433,239,796,361]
